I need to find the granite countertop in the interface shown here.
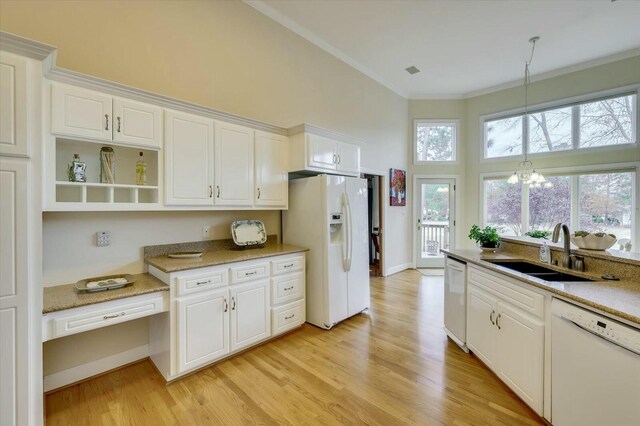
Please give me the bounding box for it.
[43,273,169,314]
[145,242,309,273]
[442,249,640,325]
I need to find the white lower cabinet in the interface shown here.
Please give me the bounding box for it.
[467,266,544,415]
[177,288,229,373]
[148,252,305,381]
[230,280,270,352]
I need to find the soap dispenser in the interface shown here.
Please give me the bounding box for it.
[539,242,551,263]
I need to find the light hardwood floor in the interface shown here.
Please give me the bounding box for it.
[45,270,543,425]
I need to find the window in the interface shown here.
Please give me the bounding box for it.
[415,120,457,162]
[484,178,522,236]
[483,169,635,243]
[483,92,637,159]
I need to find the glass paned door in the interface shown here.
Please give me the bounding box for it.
[415,178,455,268]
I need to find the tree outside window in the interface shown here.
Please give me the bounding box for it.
[416,121,457,162]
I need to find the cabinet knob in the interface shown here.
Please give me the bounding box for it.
[337,155,341,164]
[231,297,236,310]
[209,185,213,198]
[216,185,220,198]
[332,154,337,164]
[117,116,121,132]
[223,298,228,313]
[490,310,495,325]
[257,188,261,199]
[105,114,110,131]
[496,313,502,330]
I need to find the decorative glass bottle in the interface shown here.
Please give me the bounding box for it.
[67,153,86,182]
[136,152,146,185]
[100,147,115,184]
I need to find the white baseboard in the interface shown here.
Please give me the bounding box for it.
[44,344,149,392]
[385,262,413,276]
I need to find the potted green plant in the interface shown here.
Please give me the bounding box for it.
[468,225,500,252]
[525,230,551,239]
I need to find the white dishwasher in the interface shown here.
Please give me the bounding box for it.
[551,298,640,426]
[444,256,468,353]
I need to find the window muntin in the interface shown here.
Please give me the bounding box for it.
[483,93,637,159]
[485,117,522,158]
[579,95,635,148]
[415,121,457,162]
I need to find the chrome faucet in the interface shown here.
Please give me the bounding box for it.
[552,223,571,269]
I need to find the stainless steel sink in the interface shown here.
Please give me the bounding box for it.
[486,260,595,282]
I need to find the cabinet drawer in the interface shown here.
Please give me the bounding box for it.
[468,266,544,317]
[52,295,164,339]
[272,299,305,336]
[177,268,228,296]
[271,272,304,305]
[230,262,269,284]
[271,255,304,275]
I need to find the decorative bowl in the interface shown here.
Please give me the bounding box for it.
[570,234,616,251]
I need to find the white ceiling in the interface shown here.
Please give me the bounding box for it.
[246,0,640,99]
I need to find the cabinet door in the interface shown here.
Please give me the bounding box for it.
[254,131,288,207]
[214,122,254,206]
[51,83,112,141]
[466,285,498,368]
[495,301,544,414]
[0,160,29,426]
[336,142,360,175]
[306,134,337,171]
[165,110,214,205]
[176,288,229,374]
[230,280,270,352]
[0,52,28,157]
[113,98,162,149]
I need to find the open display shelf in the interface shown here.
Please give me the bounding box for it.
[48,138,161,210]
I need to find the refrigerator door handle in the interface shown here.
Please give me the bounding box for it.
[345,192,354,272]
[342,194,350,272]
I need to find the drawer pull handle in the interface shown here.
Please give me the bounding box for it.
[284,286,294,291]
[117,116,121,132]
[245,271,257,276]
[104,312,125,320]
[285,314,295,320]
[196,280,211,286]
[283,264,294,268]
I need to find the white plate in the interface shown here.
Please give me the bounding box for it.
[231,220,267,246]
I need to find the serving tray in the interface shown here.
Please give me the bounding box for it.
[231,220,267,247]
[75,274,136,293]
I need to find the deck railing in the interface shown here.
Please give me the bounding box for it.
[421,221,449,256]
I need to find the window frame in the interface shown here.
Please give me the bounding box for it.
[480,85,639,162]
[479,162,639,248]
[413,119,459,165]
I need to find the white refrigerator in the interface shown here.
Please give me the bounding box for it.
[283,175,370,329]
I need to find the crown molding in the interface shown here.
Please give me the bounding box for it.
[0,31,56,60]
[243,0,409,99]
[410,47,640,100]
[288,123,365,145]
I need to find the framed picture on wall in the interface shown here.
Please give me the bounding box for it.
[390,168,406,206]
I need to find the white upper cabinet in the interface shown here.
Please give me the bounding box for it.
[165,110,214,205]
[51,83,162,149]
[0,52,28,157]
[52,84,112,142]
[254,131,288,208]
[112,98,162,148]
[214,121,254,206]
[307,134,337,171]
[289,127,361,177]
[336,141,360,175]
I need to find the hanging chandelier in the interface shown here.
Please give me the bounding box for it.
[507,36,551,189]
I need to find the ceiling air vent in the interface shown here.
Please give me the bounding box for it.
[405,66,420,75]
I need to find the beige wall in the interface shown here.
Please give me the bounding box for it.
[1,1,411,379]
[411,55,640,250]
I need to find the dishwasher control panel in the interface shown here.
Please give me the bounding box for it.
[552,299,640,355]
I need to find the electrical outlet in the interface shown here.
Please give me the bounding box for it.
[96,231,111,247]
[202,225,210,239]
